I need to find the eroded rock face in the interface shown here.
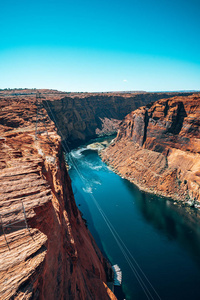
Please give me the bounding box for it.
[102,94,200,204]
[44,92,193,147]
[0,95,116,299]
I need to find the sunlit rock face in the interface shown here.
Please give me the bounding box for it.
[0,92,116,300]
[102,94,200,205]
[44,92,192,147]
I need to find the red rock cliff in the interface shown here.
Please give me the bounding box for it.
[0,95,116,299]
[44,92,193,146]
[102,94,200,205]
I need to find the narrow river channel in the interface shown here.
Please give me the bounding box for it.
[67,140,200,300]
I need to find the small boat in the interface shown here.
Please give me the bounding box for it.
[112,264,122,286]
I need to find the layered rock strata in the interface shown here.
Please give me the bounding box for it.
[44,92,193,146]
[0,96,116,299]
[102,94,200,204]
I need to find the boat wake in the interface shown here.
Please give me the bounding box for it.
[83,186,93,194]
[70,147,86,159]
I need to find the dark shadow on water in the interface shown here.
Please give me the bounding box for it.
[72,182,107,258]
[124,179,200,267]
[73,183,127,300]
[114,286,126,300]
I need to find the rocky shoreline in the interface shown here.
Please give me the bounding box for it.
[102,154,200,210]
[101,94,200,208]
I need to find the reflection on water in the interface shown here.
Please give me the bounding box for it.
[68,144,200,300]
[125,180,200,266]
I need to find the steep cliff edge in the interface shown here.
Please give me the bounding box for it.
[44,92,193,146]
[102,94,200,205]
[0,96,116,299]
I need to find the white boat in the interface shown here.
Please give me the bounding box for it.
[112,264,122,286]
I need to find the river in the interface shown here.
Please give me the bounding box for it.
[67,140,200,300]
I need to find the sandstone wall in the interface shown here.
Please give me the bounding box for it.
[102,94,200,205]
[44,92,192,147]
[0,96,116,300]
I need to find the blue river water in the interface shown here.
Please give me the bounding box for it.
[67,143,200,300]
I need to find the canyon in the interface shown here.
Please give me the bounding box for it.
[0,89,199,299]
[102,94,200,205]
[42,90,193,146]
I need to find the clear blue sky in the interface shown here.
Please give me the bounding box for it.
[0,0,200,92]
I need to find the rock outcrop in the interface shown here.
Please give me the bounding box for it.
[44,92,193,147]
[0,95,116,299]
[102,94,200,205]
